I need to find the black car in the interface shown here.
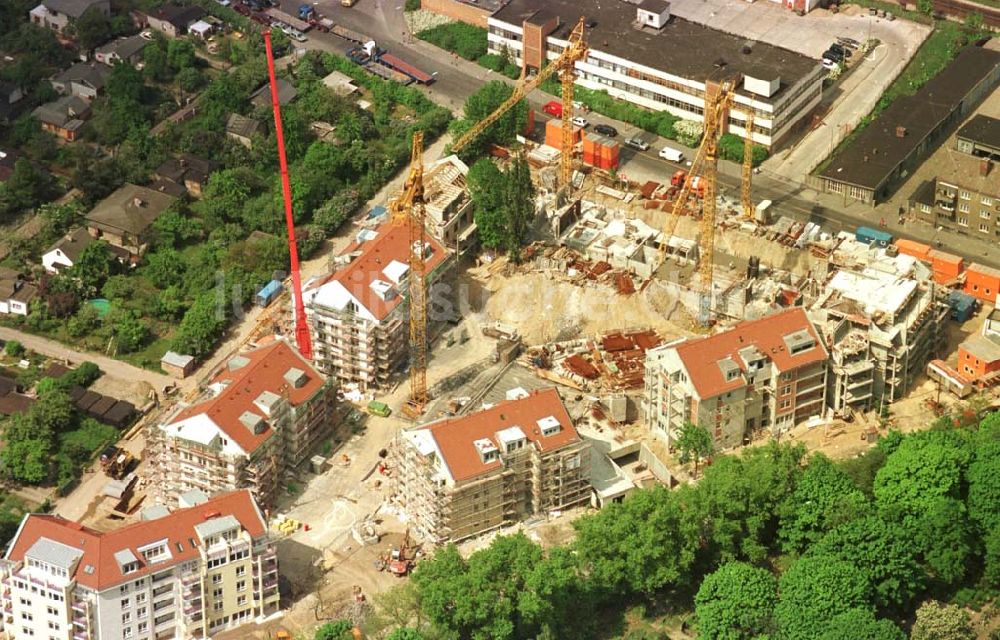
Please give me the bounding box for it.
[823,48,844,62]
[594,123,618,137]
[829,43,852,57]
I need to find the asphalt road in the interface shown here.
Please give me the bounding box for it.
[278,1,1000,268]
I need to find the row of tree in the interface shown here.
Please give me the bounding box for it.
[351,411,1000,639]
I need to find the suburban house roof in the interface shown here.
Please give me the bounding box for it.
[250,77,298,108]
[933,148,1000,194]
[672,307,827,399]
[304,220,449,323]
[148,178,187,197]
[32,95,90,129]
[408,388,581,482]
[226,113,261,139]
[40,0,107,19]
[146,4,206,28]
[820,47,1000,190]
[95,34,149,61]
[4,490,266,591]
[155,154,219,185]
[165,341,326,455]
[85,184,177,236]
[52,62,112,92]
[44,227,130,265]
[0,268,37,305]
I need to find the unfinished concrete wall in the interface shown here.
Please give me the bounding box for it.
[419,0,491,27]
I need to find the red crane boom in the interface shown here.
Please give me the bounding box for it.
[263,31,311,359]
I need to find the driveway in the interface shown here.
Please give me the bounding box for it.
[0,326,174,391]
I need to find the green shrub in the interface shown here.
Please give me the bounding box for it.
[416,23,488,61]
[404,0,420,10]
[4,341,25,357]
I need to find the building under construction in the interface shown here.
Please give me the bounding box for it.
[302,220,452,393]
[147,340,338,509]
[392,388,591,543]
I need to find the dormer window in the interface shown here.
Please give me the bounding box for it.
[537,416,562,437]
[473,438,499,463]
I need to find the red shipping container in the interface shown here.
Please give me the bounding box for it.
[895,238,931,262]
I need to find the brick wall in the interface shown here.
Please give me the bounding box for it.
[419,0,491,28]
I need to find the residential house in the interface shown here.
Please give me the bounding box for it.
[51,62,112,100]
[303,220,452,392]
[28,0,110,35]
[0,268,37,316]
[142,4,207,38]
[0,80,26,124]
[908,151,1000,238]
[147,340,339,509]
[393,388,591,543]
[964,262,1000,304]
[94,34,150,68]
[32,95,91,141]
[250,78,298,110]
[42,227,129,273]
[154,154,220,198]
[225,113,262,149]
[644,308,828,449]
[0,489,279,640]
[321,70,358,98]
[84,184,178,258]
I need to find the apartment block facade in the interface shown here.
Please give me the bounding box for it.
[147,340,337,510]
[0,490,278,640]
[909,149,1000,238]
[644,308,828,449]
[393,388,591,543]
[488,0,824,148]
[303,220,452,392]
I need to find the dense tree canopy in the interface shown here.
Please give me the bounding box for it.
[694,562,776,640]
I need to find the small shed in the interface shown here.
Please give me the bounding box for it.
[103,401,137,428]
[75,390,102,412]
[161,351,195,379]
[88,395,117,420]
[256,280,284,308]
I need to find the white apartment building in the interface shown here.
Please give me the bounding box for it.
[0,489,279,640]
[487,0,825,148]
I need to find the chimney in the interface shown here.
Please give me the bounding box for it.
[981,159,991,176]
[895,126,906,138]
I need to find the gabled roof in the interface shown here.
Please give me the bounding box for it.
[304,220,449,323]
[407,388,581,482]
[164,341,326,455]
[95,34,149,61]
[155,154,220,185]
[251,77,298,108]
[226,113,261,139]
[32,95,90,128]
[44,227,95,264]
[52,62,112,91]
[672,307,827,399]
[4,490,266,591]
[84,184,177,236]
[41,0,106,19]
[146,4,206,28]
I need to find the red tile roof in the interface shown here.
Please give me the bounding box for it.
[168,340,325,454]
[420,388,581,482]
[306,220,449,322]
[5,490,266,591]
[673,308,827,399]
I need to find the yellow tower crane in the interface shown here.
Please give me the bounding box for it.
[389,131,429,417]
[652,79,735,324]
[449,17,588,187]
[741,108,755,220]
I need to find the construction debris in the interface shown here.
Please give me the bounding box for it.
[522,329,663,392]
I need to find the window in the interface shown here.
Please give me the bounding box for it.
[120,585,129,595]
[123,628,133,639]
[779,399,791,409]
[46,606,57,616]
[122,612,131,624]
[47,621,59,630]
[237,594,248,606]
[212,574,223,585]
[236,580,246,593]
[781,385,792,395]
[21,627,34,636]
[213,601,224,612]
[960,190,971,199]
[960,202,970,213]
[981,223,990,233]
[137,606,147,620]
[21,612,33,621]
[212,588,223,599]
[135,593,146,604]
[138,622,148,633]
[919,203,931,213]
[235,566,246,577]
[982,210,992,220]
[959,216,969,226]
[983,196,993,206]
[121,597,130,609]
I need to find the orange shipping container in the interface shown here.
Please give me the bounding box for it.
[895,238,932,262]
[544,119,582,152]
[964,263,1000,304]
[928,249,964,277]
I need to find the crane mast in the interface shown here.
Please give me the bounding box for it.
[741,108,755,220]
[390,132,429,415]
[449,18,588,187]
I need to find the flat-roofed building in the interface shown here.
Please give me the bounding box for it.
[644,308,828,448]
[0,489,278,640]
[487,0,824,148]
[393,388,591,543]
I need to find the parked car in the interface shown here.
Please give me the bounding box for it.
[837,36,860,48]
[594,123,618,137]
[822,49,844,63]
[822,59,838,70]
[543,100,562,117]
[658,146,685,162]
[625,136,649,151]
[283,25,307,41]
[571,116,588,128]
[829,43,852,57]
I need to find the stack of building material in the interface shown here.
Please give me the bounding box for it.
[582,133,620,170]
[544,119,583,152]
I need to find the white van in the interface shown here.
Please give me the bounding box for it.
[658,147,684,163]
